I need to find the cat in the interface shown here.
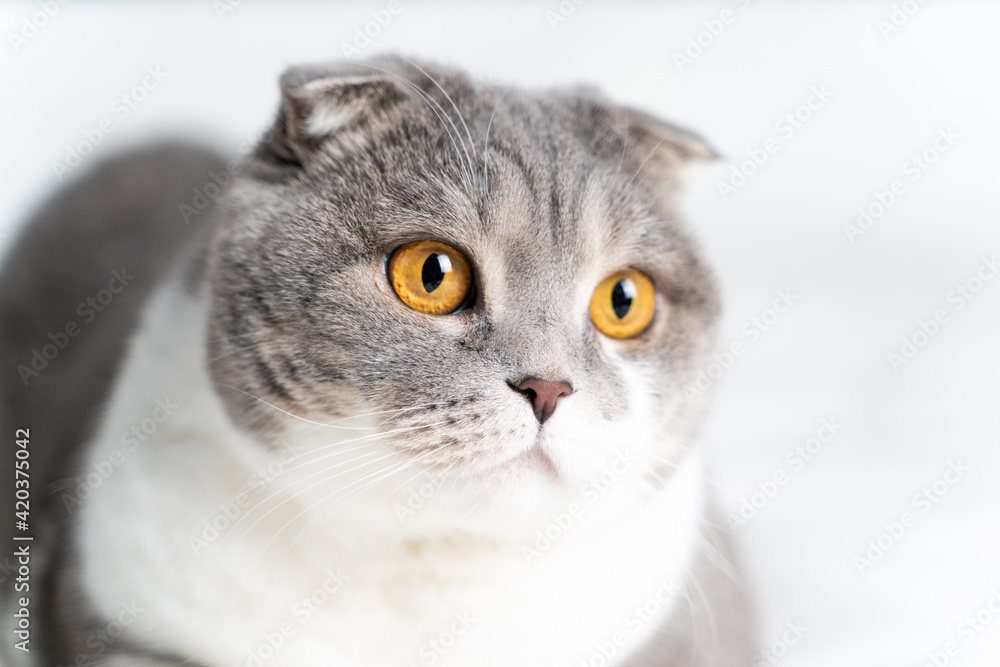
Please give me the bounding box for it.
[0,56,754,666]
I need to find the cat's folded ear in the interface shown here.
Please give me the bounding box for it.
[622,107,718,173]
[626,109,717,161]
[263,63,406,165]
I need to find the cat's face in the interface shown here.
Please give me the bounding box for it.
[206,58,718,517]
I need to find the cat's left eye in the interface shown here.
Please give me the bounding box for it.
[589,269,656,339]
[388,240,474,315]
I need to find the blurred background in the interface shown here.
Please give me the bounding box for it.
[2,2,999,665]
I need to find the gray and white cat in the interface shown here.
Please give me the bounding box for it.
[0,56,753,666]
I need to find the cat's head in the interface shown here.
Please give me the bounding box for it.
[206,56,719,522]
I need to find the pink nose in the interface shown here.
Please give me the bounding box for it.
[512,377,574,425]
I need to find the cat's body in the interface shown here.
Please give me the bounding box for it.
[0,57,753,666]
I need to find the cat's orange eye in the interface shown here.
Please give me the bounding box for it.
[590,269,656,339]
[388,240,473,315]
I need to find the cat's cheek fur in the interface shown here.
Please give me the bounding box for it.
[73,272,705,667]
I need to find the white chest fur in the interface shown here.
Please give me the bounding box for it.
[75,277,704,667]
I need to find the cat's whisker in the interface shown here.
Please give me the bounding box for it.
[213,382,368,431]
[458,486,483,521]
[196,413,454,535]
[274,420,452,472]
[332,401,445,422]
[354,63,475,190]
[191,420,418,523]
[680,563,721,656]
[204,338,265,363]
[684,532,746,654]
[698,530,744,587]
[366,459,440,511]
[406,86,476,189]
[206,437,393,522]
[306,449,442,527]
[402,56,478,162]
[371,446,457,511]
[277,446,457,568]
[213,382,440,434]
[203,410,395,512]
[212,430,425,545]
[314,459,415,518]
[264,455,421,570]
[208,417,449,514]
[210,418,449,554]
[675,575,704,654]
[191,447,405,590]
[204,447,391,551]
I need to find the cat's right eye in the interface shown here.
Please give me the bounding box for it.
[589,269,656,339]
[388,240,474,315]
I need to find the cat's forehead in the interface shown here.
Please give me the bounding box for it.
[373,149,667,257]
[342,95,683,273]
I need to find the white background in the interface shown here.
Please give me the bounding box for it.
[2,2,999,666]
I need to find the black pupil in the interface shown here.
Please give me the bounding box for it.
[422,253,446,293]
[611,280,634,319]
